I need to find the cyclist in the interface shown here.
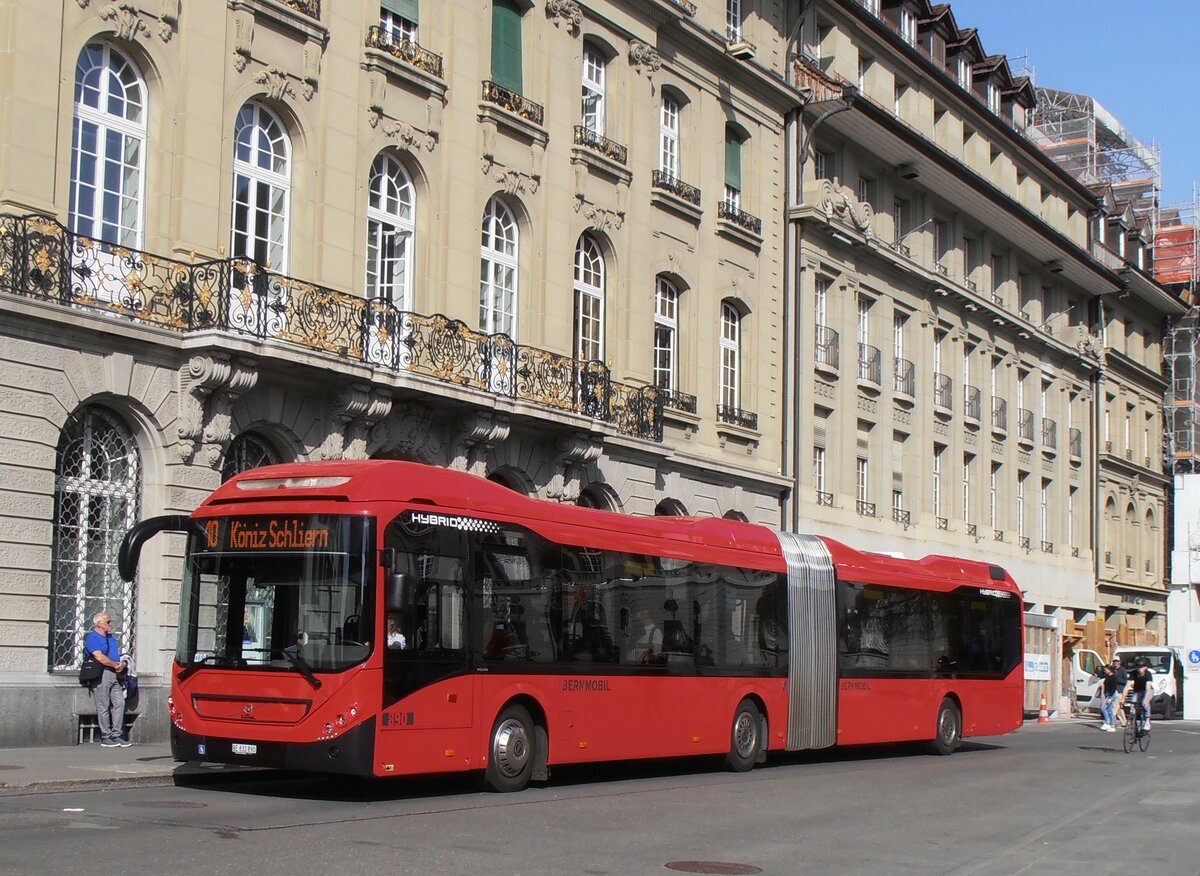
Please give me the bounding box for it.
[1121,657,1156,734]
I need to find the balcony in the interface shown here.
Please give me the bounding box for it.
[1042,418,1057,453]
[0,213,663,440]
[718,200,762,236]
[893,508,911,529]
[365,26,444,78]
[1017,408,1034,445]
[1041,541,1054,554]
[857,343,881,390]
[816,490,834,507]
[1072,547,1080,558]
[282,0,319,16]
[856,500,877,518]
[1090,240,1125,271]
[1069,427,1082,460]
[894,357,915,399]
[993,529,1005,542]
[933,371,953,414]
[1019,535,1031,551]
[966,523,978,537]
[660,389,697,415]
[814,325,840,374]
[936,516,949,530]
[964,384,981,424]
[992,397,1008,436]
[573,125,628,165]
[717,405,758,430]
[651,170,701,206]
[482,80,544,126]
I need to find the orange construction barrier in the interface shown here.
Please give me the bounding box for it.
[1037,695,1050,724]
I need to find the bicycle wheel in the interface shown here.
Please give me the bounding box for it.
[1138,721,1150,752]
[1122,714,1136,753]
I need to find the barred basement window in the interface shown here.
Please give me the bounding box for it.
[50,406,141,670]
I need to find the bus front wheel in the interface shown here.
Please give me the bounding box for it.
[484,704,535,792]
[930,698,961,756]
[725,699,762,772]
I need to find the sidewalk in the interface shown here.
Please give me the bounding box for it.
[0,741,262,795]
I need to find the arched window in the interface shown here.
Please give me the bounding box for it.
[719,302,741,412]
[50,407,141,670]
[480,197,519,338]
[573,234,605,362]
[366,152,415,308]
[655,498,689,516]
[578,484,619,512]
[1144,508,1157,576]
[69,43,147,248]
[231,102,290,275]
[221,432,280,483]
[1103,497,1117,567]
[581,42,607,135]
[653,277,680,393]
[723,509,750,522]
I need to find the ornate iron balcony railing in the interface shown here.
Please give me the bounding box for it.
[894,357,915,397]
[282,0,320,17]
[660,389,697,414]
[893,508,911,528]
[816,490,834,507]
[856,500,876,518]
[1018,408,1034,443]
[966,523,978,537]
[482,80,544,126]
[0,213,663,441]
[936,516,949,530]
[365,27,445,79]
[573,125,628,165]
[1042,541,1054,554]
[933,372,953,410]
[1020,535,1031,550]
[815,325,840,370]
[994,529,1005,542]
[857,343,881,386]
[964,384,981,421]
[651,170,702,206]
[1071,546,1080,558]
[992,396,1008,432]
[716,404,758,430]
[718,200,762,235]
[665,0,697,15]
[1042,418,1057,449]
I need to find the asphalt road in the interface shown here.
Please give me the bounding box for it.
[2,719,1198,876]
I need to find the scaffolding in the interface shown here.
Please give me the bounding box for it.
[1166,308,1200,473]
[1156,189,1199,301]
[1028,87,1161,234]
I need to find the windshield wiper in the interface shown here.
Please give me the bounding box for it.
[277,648,322,690]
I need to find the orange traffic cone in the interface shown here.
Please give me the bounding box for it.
[1037,695,1050,724]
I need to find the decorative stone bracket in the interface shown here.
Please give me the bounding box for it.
[546,0,582,35]
[318,383,393,460]
[809,178,874,235]
[451,412,511,476]
[367,402,444,464]
[544,431,603,503]
[177,353,259,466]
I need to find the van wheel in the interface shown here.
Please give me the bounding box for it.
[930,698,961,756]
[484,704,535,792]
[1162,696,1175,721]
[725,699,762,772]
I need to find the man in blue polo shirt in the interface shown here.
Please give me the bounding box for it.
[84,612,129,748]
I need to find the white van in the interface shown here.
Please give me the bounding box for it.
[1073,645,1185,719]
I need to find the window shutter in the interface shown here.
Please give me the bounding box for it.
[491,0,523,94]
[892,434,905,489]
[725,134,742,190]
[813,410,828,449]
[381,0,419,20]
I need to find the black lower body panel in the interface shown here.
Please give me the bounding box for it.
[171,718,376,777]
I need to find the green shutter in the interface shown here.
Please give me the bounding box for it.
[491,0,523,93]
[381,0,419,21]
[725,134,742,190]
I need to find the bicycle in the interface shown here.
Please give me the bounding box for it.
[1122,696,1150,753]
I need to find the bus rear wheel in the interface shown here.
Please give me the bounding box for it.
[930,698,961,756]
[484,704,535,792]
[725,699,762,772]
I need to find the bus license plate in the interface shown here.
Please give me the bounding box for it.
[231,743,257,755]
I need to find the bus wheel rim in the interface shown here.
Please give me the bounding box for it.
[493,718,530,778]
[939,708,957,745]
[733,711,757,758]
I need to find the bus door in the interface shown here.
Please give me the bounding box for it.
[381,513,472,729]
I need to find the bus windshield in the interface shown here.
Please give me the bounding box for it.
[176,515,374,675]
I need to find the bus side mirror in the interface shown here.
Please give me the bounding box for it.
[386,573,414,612]
[119,515,207,582]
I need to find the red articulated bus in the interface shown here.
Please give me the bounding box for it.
[119,460,1023,791]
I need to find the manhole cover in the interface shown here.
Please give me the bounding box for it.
[0,765,24,771]
[665,863,762,875]
[122,800,207,809]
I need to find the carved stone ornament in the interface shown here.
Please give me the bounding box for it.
[385,121,437,152]
[583,204,625,232]
[98,2,149,42]
[545,431,603,502]
[546,0,583,35]
[494,167,540,196]
[255,67,296,102]
[232,9,254,72]
[629,40,662,73]
[451,411,511,476]
[813,178,874,234]
[368,402,444,464]
[318,384,393,460]
[177,353,259,466]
